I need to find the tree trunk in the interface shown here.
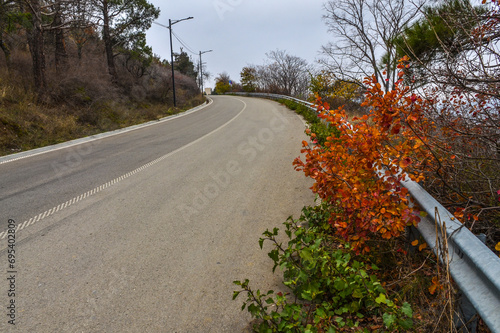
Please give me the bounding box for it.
[0,38,11,68]
[53,3,68,73]
[27,0,46,95]
[102,0,117,80]
[77,44,82,60]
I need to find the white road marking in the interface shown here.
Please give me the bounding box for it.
[0,99,214,166]
[0,99,246,240]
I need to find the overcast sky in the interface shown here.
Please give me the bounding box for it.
[145,0,332,89]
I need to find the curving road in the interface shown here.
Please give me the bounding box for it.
[0,95,313,332]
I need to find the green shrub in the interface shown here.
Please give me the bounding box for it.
[277,98,340,145]
[234,205,413,332]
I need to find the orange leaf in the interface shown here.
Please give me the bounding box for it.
[429,276,441,295]
[429,283,438,295]
[411,239,419,246]
[399,157,412,168]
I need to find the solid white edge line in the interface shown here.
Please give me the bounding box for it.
[0,97,246,240]
[0,98,214,165]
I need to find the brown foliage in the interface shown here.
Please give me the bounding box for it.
[0,24,202,155]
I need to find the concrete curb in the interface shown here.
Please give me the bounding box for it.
[0,98,213,165]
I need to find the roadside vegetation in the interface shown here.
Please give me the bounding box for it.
[0,0,205,156]
[234,0,499,331]
[213,50,312,100]
[276,98,339,146]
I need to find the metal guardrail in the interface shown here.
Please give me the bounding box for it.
[230,92,315,108]
[231,91,500,332]
[403,179,500,332]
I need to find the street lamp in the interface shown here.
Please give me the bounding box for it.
[169,17,193,107]
[199,50,212,94]
[155,17,194,107]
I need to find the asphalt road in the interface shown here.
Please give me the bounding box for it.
[0,95,314,332]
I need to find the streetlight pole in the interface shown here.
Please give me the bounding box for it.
[199,50,212,94]
[167,16,193,107]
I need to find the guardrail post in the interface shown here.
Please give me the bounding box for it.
[455,292,478,333]
[453,233,486,333]
[406,225,419,254]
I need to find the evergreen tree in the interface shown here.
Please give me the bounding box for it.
[174,49,197,80]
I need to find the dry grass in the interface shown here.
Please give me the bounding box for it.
[0,67,205,156]
[0,98,205,156]
[363,233,493,333]
[0,41,205,157]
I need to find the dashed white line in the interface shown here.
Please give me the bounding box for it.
[0,98,246,240]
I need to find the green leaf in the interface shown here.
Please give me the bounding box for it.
[300,248,314,262]
[334,279,346,291]
[383,313,395,328]
[268,249,279,263]
[248,303,259,316]
[375,293,387,304]
[315,307,326,318]
[399,318,414,329]
[334,306,349,315]
[265,297,275,305]
[401,302,413,317]
[352,289,363,298]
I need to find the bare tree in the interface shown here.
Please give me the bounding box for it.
[24,0,47,93]
[20,0,82,93]
[262,50,311,98]
[51,1,71,72]
[65,0,97,61]
[144,62,172,102]
[254,64,278,93]
[321,0,423,92]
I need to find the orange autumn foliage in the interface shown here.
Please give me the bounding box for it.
[294,60,436,253]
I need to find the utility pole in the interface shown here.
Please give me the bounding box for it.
[161,17,193,107]
[199,50,212,94]
[169,17,193,107]
[154,18,194,107]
